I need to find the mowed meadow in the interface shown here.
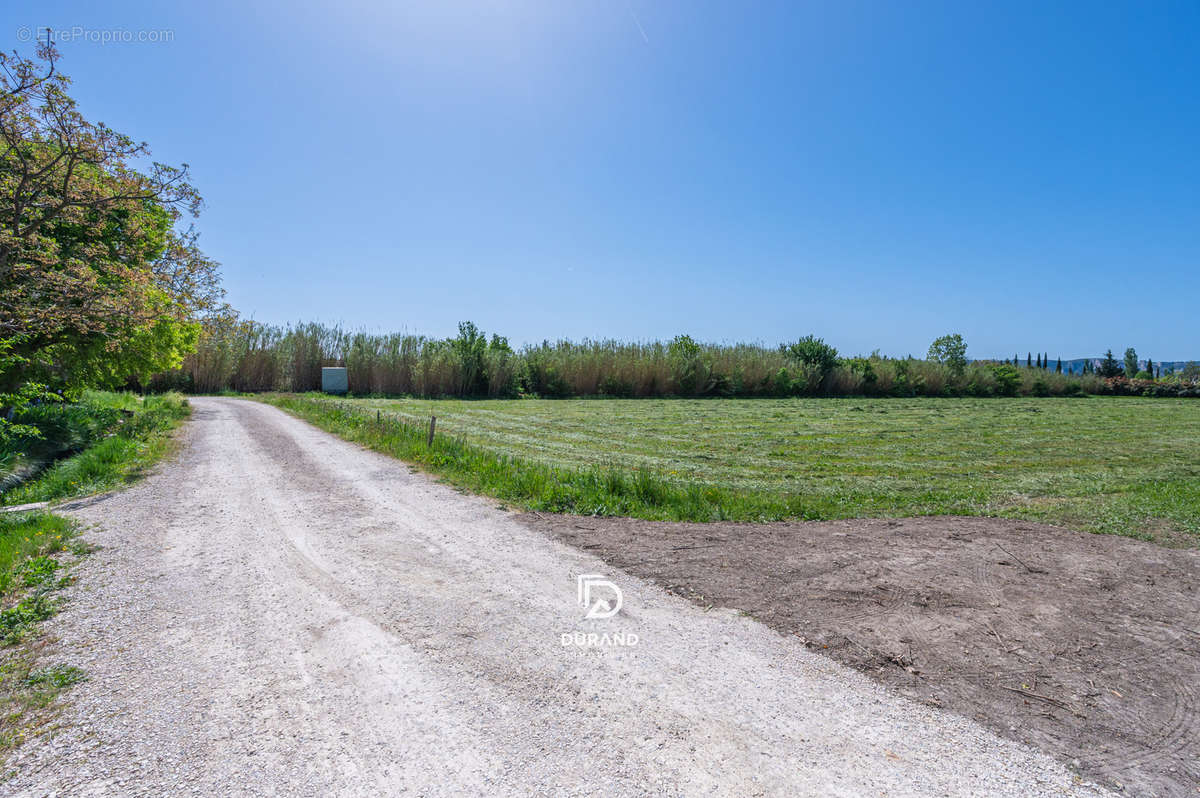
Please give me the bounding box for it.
[261,394,1200,545]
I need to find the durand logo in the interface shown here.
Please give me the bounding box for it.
[560,574,639,648]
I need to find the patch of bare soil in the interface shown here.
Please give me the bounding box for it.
[518,513,1200,797]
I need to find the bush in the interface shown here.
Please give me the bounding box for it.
[889,359,926,397]
[991,364,1020,397]
[782,336,839,388]
[841,357,877,391]
[2,392,189,505]
[668,335,708,396]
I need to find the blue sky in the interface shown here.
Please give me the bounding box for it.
[16,0,1200,358]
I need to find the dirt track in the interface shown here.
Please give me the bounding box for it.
[523,514,1200,796]
[6,398,1112,796]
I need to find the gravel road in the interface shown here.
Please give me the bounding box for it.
[6,397,1113,797]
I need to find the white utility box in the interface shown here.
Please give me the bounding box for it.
[322,367,348,394]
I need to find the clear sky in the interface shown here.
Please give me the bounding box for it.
[13,1,1199,359]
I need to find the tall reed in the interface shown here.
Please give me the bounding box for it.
[149,318,1175,399]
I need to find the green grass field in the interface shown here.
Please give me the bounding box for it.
[262,395,1200,544]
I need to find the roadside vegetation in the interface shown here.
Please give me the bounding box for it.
[0,43,213,766]
[0,390,188,758]
[149,319,1200,400]
[0,512,84,754]
[261,394,1199,545]
[1,391,190,507]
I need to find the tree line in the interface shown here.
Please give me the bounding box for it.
[144,323,1200,399]
[997,348,1186,379]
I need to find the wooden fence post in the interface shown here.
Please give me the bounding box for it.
[427,415,437,446]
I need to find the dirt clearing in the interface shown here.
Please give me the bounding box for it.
[519,513,1200,796]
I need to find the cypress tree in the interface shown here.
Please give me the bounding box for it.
[1055,357,1062,373]
[1099,349,1124,378]
[1027,352,1032,368]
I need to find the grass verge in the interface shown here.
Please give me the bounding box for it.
[0,512,84,754]
[258,394,1200,544]
[0,392,188,761]
[2,392,190,506]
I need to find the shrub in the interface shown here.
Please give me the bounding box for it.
[667,335,708,396]
[599,375,634,398]
[842,357,877,390]
[782,335,839,386]
[449,322,488,396]
[991,364,1020,396]
[890,359,926,397]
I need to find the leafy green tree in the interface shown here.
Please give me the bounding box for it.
[927,334,968,377]
[1124,347,1138,378]
[0,44,214,398]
